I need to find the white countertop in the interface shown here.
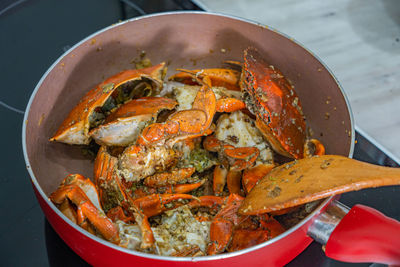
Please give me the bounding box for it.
[198,0,400,161]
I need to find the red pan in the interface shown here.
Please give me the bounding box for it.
[22,12,400,266]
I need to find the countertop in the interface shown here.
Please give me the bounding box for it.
[198,0,400,162]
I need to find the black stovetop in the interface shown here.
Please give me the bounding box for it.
[1,0,399,266]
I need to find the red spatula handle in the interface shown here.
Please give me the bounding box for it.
[325,204,400,265]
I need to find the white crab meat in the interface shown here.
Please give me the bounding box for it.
[151,205,210,256]
[215,110,274,164]
[116,221,143,250]
[118,144,178,181]
[89,114,153,146]
[170,83,241,111]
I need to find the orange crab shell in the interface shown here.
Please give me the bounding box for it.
[169,68,241,91]
[242,47,306,159]
[50,63,166,145]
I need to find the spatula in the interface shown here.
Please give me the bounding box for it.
[239,155,400,215]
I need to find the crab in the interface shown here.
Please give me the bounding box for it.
[240,47,307,159]
[89,97,177,146]
[48,48,328,256]
[206,194,285,255]
[92,145,203,249]
[170,48,325,159]
[50,63,166,145]
[49,174,120,244]
[117,75,216,182]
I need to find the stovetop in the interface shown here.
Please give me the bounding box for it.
[1,0,399,266]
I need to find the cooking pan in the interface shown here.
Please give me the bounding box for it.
[22,12,400,266]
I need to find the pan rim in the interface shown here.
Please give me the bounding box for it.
[22,10,355,262]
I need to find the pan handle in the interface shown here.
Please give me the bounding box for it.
[307,200,400,265]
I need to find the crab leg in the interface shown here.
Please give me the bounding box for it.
[187,195,224,209]
[50,183,120,243]
[132,193,199,217]
[106,206,134,223]
[216,98,246,113]
[163,180,206,194]
[143,167,196,187]
[226,170,243,195]
[94,146,126,212]
[213,165,228,196]
[169,68,241,91]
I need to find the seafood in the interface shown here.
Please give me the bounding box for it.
[49,47,325,256]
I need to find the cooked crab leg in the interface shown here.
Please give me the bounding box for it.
[132,193,199,217]
[216,98,246,113]
[130,180,205,199]
[143,167,196,187]
[226,170,243,195]
[187,195,225,210]
[50,180,120,243]
[106,206,134,223]
[136,75,216,147]
[50,63,166,145]
[169,68,241,91]
[213,165,228,196]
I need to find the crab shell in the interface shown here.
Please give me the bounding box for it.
[241,47,306,159]
[50,63,166,145]
[89,97,177,147]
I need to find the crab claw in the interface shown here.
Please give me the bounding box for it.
[169,68,241,91]
[213,165,228,196]
[136,75,216,147]
[50,175,120,244]
[226,170,243,195]
[94,146,157,249]
[50,63,166,145]
[187,195,225,210]
[89,97,177,146]
[93,146,128,212]
[241,47,306,159]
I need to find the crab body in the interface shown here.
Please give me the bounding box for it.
[241,47,306,159]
